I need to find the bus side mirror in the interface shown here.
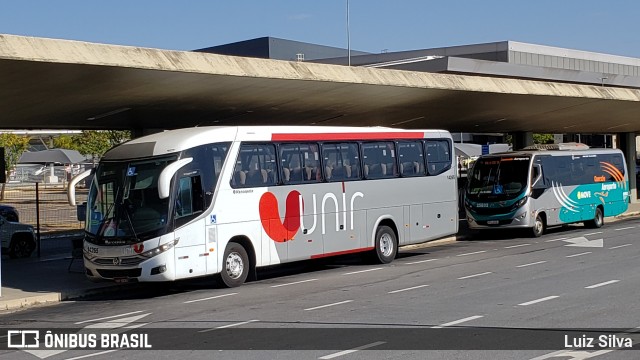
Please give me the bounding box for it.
[158,158,193,199]
[531,164,545,188]
[531,164,546,199]
[68,169,93,206]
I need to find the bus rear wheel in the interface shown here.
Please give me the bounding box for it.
[585,207,604,229]
[372,225,397,264]
[220,243,249,288]
[531,214,545,238]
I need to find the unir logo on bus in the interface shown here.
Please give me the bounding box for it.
[258,186,364,242]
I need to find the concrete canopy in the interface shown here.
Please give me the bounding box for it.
[1,34,640,133]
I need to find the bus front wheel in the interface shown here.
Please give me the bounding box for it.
[531,214,545,238]
[372,225,397,264]
[220,243,249,288]
[585,207,604,229]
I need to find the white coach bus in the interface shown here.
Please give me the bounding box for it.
[68,126,458,287]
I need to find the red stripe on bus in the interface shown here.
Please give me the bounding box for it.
[271,132,425,141]
[310,247,375,259]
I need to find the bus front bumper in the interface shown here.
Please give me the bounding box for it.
[83,249,176,283]
[465,207,533,230]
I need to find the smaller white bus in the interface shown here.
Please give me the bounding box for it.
[465,144,629,237]
[69,126,458,287]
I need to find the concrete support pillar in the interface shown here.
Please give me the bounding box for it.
[617,132,637,202]
[512,131,534,150]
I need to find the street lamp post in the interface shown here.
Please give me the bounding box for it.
[347,0,351,66]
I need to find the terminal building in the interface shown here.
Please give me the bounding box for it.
[200,37,640,150]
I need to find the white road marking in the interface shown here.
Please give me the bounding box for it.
[388,285,430,294]
[614,226,635,231]
[199,319,260,332]
[84,313,151,329]
[457,271,492,280]
[343,268,383,275]
[583,231,603,236]
[24,349,67,359]
[563,237,603,248]
[271,279,318,287]
[125,322,148,329]
[456,250,487,257]
[75,310,143,325]
[516,260,547,268]
[318,341,386,359]
[609,243,632,250]
[504,243,531,249]
[183,292,237,304]
[545,237,568,242]
[63,350,119,360]
[518,295,559,306]
[431,315,484,329]
[529,349,613,360]
[305,300,353,311]
[585,280,620,289]
[405,258,438,265]
[566,252,592,258]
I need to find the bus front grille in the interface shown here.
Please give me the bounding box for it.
[96,268,142,279]
[93,256,145,266]
[468,206,512,216]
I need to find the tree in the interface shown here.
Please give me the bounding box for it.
[53,130,131,163]
[52,134,76,150]
[504,133,556,146]
[533,133,555,144]
[0,134,30,200]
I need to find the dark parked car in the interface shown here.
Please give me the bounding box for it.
[0,204,19,222]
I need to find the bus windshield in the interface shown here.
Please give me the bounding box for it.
[467,156,531,200]
[85,156,177,244]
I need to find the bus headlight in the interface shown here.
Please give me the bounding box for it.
[139,239,179,259]
[511,196,528,211]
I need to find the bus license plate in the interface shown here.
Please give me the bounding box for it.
[487,220,499,225]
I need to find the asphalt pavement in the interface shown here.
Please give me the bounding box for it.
[0,202,638,313]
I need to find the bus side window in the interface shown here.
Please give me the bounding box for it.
[176,175,203,219]
[322,142,360,182]
[425,139,452,175]
[232,144,278,187]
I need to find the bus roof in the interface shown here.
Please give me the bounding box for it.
[478,148,623,159]
[103,126,452,160]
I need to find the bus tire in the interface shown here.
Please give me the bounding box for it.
[531,214,545,238]
[585,207,604,229]
[220,243,249,288]
[372,225,397,264]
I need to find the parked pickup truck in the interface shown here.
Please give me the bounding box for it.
[0,213,36,258]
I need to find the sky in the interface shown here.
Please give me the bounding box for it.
[1,0,639,58]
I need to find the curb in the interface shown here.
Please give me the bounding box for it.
[0,292,62,311]
[613,211,640,221]
[0,284,143,312]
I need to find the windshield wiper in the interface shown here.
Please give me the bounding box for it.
[96,186,120,238]
[121,201,139,241]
